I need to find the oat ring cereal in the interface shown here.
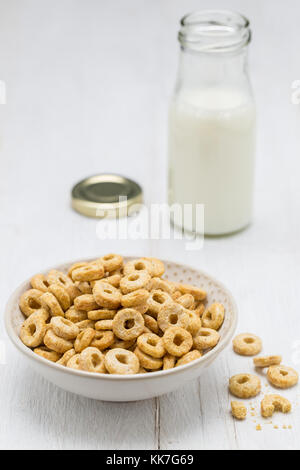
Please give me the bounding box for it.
[79,347,106,373]
[229,374,261,398]
[67,262,88,278]
[193,328,220,351]
[20,312,47,348]
[48,283,71,311]
[157,303,189,332]
[134,347,163,370]
[147,277,176,295]
[34,347,62,362]
[120,271,151,294]
[260,394,291,418]
[163,353,176,370]
[74,294,99,311]
[232,333,262,356]
[142,257,165,277]
[57,348,76,366]
[71,261,104,282]
[88,309,116,321]
[95,319,113,330]
[30,274,50,293]
[176,350,202,367]
[19,289,43,317]
[113,308,145,341]
[148,290,172,317]
[177,294,195,309]
[40,292,64,317]
[163,326,193,357]
[93,281,121,309]
[137,333,165,358]
[74,328,96,353]
[91,330,115,350]
[50,316,79,340]
[100,253,123,273]
[105,348,139,374]
[123,258,154,276]
[267,365,299,389]
[186,310,202,336]
[65,306,87,323]
[176,283,207,301]
[202,303,225,331]
[67,354,81,370]
[253,355,282,368]
[121,289,150,308]
[44,328,74,354]
[144,314,159,334]
[47,269,74,289]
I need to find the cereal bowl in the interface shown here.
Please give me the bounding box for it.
[5,257,238,401]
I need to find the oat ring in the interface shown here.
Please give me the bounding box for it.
[19,289,43,317]
[261,394,291,418]
[267,365,298,389]
[157,302,189,332]
[30,274,50,293]
[176,350,202,367]
[91,330,115,350]
[134,347,163,370]
[40,292,64,317]
[123,258,154,276]
[47,269,74,289]
[57,348,76,366]
[193,328,220,351]
[65,306,87,323]
[163,326,193,357]
[79,347,106,373]
[93,281,121,309]
[72,261,104,282]
[105,348,139,374]
[137,333,165,358]
[100,253,123,273]
[229,374,261,399]
[48,283,71,311]
[20,312,47,348]
[121,289,150,308]
[74,328,96,353]
[148,290,172,317]
[120,271,150,294]
[202,303,225,331]
[34,347,62,362]
[112,308,145,341]
[44,328,74,354]
[50,316,79,340]
[232,333,262,356]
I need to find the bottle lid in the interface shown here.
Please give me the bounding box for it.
[71,174,143,218]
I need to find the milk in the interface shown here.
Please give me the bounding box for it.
[168,87,256,235]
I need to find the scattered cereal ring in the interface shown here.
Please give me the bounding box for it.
[231,402,247,420]
[147,290,172,317]
[105,348,139,374]
[67,354,81,370]
[144,314,159,334]
[65,306,87,322]
[186,310,202,336]
[134,347,162,370]
[176,350,202,367]
[40,292,64,317]
[193,328,220,351]
[30,274,50,292]
[120,271,151,294]
[202,303,225,330]
[95,319,113,330]
[137,333,165,358]
[176,283,207,301]
[56,348,76,366]
[79,347,106,373]
[121,289,150,308]
[267,365,299,389]
[100,253,123,273]
[229,374,261,399]
[88,309,116,320]
[20,312,47,348]
[74,294,99,311]
[163,353,176,370]
[19,289,43,317]
[253,355,282,368]
[163,326,193,357]
[261,394,291,418]
[91,330,115,350]
[75,319,95,331]
[124,258,154,276]
[50,316,79,340]
[48,283,71,311]
[93,281,121,309]
[157,303,189,332]
[74,328,96,353]
[72,261,104,282]
[177,294,195,309]
[112,308,145,341]
[34,347,61,362]
[44,328,74,353]
[233,333,262,356]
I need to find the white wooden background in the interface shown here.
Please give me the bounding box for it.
[0,0,300,450]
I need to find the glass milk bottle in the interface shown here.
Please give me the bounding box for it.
[168,10,256,235]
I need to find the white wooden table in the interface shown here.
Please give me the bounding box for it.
[0,0,299,450]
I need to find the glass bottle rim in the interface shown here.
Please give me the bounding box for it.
[178,10,251,53]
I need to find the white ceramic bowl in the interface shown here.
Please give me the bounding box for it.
[5,257,238,401]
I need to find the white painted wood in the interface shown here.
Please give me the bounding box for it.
[0,0,299,450]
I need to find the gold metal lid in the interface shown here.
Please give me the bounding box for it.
[71,174,143,218]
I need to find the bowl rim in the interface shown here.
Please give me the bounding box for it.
[5,256,238,381]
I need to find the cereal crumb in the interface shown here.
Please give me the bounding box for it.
[274,425,278,429]
[256,424,262,431]
[288,425,292,429]
[231,401,247,420]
